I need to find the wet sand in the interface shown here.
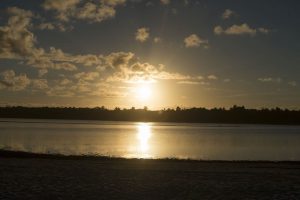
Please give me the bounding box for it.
[0,151,300,200]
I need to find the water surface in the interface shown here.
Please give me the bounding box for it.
[1,118,300,161]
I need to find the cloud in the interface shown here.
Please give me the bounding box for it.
[197,76,204,80]
[154,71,190,80]
[38,22,55,30]
[105,52,135,68]
[106,61,159,83]
[76,2,116,22]
[42,0,126,23]
[184,34,208,48]
[88,84,128,98]
[0,7,78,71]
[258,28,270,34]
[102,52,191,83]
[73,54,101,66]
[31,79,48,89]
[160,0,170,5]
[153,37,162,43]
[214,23,270,36]
[177,74,220,85]
[42,0,80,12]
[54,62,77,71]
[258,77,281,83]
[222,9,235,19]
[46,85,75,97]
[207,75,218,80]
[74,72,99,81]
[288,81,297,87]
[46,77,128,98]
[101,0,127,6]
[24,46,101,71]
[37,22,72,32]
[60,78,73,85]
[0,5,205,99]
[38,69,48,77]
[0,7,36,59]
[177,81,201,85]
[135,27,150,42]
[177,81,210,85]
[0,70,31,91]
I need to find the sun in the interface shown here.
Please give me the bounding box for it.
[136,85,152,101]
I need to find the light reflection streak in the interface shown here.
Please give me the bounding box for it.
[137,123,151,155]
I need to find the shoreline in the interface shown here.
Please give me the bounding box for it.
[1,117,300,126]
[1,149,300,163]
[1,114,300,126]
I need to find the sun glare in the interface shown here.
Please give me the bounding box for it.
[136,85,152,101]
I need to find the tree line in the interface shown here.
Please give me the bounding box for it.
[0,105,300,125]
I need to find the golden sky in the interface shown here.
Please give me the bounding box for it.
[0,0,299,109]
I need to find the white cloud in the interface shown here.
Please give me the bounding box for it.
[258,28,270,34]
[102,52,191,83]
[153,37,162,43]
[73,54,101,66]
[197,76,204,80]
[42,0,125,23]
[0,70,31,91]
[207,75,218,80]
[0,7,35,59]
[135,27,150,42]
[0,5,206,99]
[258,77,281,83]
[0,7,78,72]
[214,23,270,36]
[54,62,77,71]
[222,9,235,19]
[42,0,80,12]
[184,34,208,48]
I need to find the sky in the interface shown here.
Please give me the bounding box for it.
[0,0,299,109]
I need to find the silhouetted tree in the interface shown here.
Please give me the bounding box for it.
[0,106,299,125]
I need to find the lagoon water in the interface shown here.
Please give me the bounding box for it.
[0,118,300,161]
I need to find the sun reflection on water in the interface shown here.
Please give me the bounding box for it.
[137,123,151,156]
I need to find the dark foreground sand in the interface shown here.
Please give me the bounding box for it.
[0,152,300,200]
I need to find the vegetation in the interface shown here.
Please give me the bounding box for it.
[0,105,300,125]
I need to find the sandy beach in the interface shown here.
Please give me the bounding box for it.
[0,151,300,200]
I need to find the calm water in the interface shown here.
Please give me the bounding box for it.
[0,118,300,161]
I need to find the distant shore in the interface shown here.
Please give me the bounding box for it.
[1,106,300,125]
[1,150,300,200]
